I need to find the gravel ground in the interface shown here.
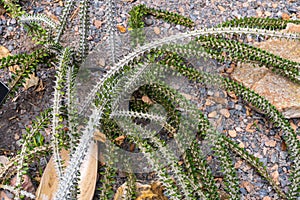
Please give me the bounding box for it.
[0,0,300,199]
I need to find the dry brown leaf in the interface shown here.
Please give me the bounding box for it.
[23,73,39,90]
[114,135,126,145]
[93,129,106,143]
[8,65,21,74]
[35,80,45,92]
[36,144,98,200]
[114,181,167,200]
[116,25,126,33]
[281,141,287,151]
[0,5,6,16]
[142,95,154,104]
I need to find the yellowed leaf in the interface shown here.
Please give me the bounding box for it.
[23,73,39,90]
[116,25,126,33]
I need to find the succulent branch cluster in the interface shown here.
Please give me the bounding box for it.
[0,1,299,200]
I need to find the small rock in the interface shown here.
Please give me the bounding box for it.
[164,23,170,29]
[238,141,245,148]
[153,27,161,35]
[282,13,290,20]
[207,90,214,96]
[14,133,20,140]
[217,5,226,12]
[178,6,185,14]
[55,7,63,16]
[272,3,278,8]
[256,10,263,17]
[265,11,271,17]
[263,197,272,200]
[0,156,8,165]
[10,18,16,25]
[287,7,298,14]
[242,2,249,7]
[232,10,241,19]
[241,181,254,193]
[7,45,14,51]
[235,127,243,132]
[265,140,277,147]
[93,19,102,29]
[144,16,153,26]
[228,130,237,138]
[271,170,280,185]
[270,152,278,163]
[235,104,243,111]
[208,111,217,118]
[220,108,230,118]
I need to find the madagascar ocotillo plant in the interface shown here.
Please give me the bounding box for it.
[0,1,299,200]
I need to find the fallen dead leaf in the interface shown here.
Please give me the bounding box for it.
[23,73,39,90]
[93,129,106,143]
[129,143,135,152]
[114,181,167,200]
[36,143,98,200]
[116,25,126,33]
[142,95,154,104]
[114,135,126,145]
[8,65,21,74]
[281,141,287,151]
[35,80,45,92]
[0,5,6,16]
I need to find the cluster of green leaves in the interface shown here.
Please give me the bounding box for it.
[0,0,24,18]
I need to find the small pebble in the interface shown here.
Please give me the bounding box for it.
[55,7,63,16]
[153,27,161,35]
[220,108,230,118]
[265,140,276,147]
[144,16,153,26]
[208,111,217,118]
[228,130,237,138]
